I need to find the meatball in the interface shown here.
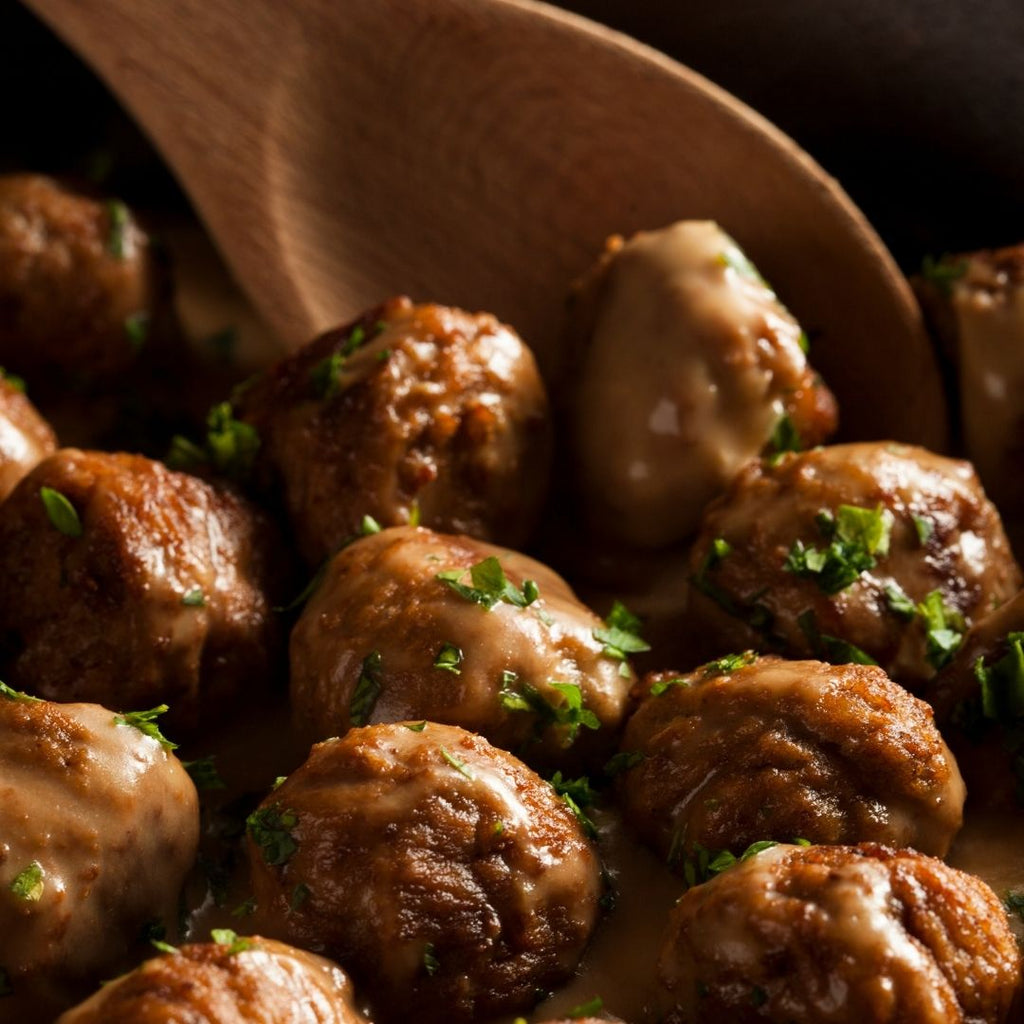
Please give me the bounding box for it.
[930,590,1024,807]
[56,935,368,1024]
[0,375,56,500]
[233,296,552,564]
[618,656,964,868]
[0,173,165,383]
[657,843,1021,1024]
[914,244,1024,519]
[245,722,602,1024]
[290,525,634,768]
[0,448,285,733]
[686,442,1021,690]
[0,689,199,1020]
[566,220,837,549]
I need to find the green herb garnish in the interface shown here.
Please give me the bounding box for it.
[105,199,130,258]
[549,772,597,837]
[567,996,604,1018]
[797,610,877,666]
[423,943,440,976]
[920,253,969,298]
[701,651,758,678]
[114,704,178,750]
[769,412,802,457]
[39,486,82,538]
[290,883,311,911]
[360,514,382,535]
[349,650,383,726]
[437,557,538,610]
[9,862,43,901]
[246,805,299,866]
[604,750,645,776]
[498,676,599,746]
[884,582,917,620]
[433,643,463,674]
[0,680,40,703]
[182,756,225,791]
[212,929,254,955]
[593,600,649,673]
[182,588,206,607]
[440,747,474,779]
[784,504,892,594]
[913,514,934,545]
[917,590,965,669]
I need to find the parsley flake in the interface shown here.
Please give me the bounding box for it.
[784,504,892,594]
[604,750,645,776]
[310,351,345,399]
[437,557,538,611]
[204,402,260,481]
[114,705,178,750]
[434,643,463,674]
[568,996,604,1019]
[884,582,917,620]
[182,588,206,607]
[701,651,757,678]
[0,680,40,703]
[423,943,440,976]
[917,590,965,669]
[290,883,311,911]
[549,772,598,837]
[913,514,934,545]
[593,600,649,671]
[0,368,25,393]
[212,928,254,955]
[246,805,299,866]
[105,199,130,258]
[769,412,802,458]
[440,746,474,779]
[1004,889,1024,923]
[498,677,600,746]
[797,610,877,666]
[649,675,690,696]
[350,650,383,726]
[182,756,225,791]
[360,514,382,535]
[39,486,83,538]
[9,862,43,901]
[151,939,179,955]
[672,838,779,888]
[920,253,969,298]
[404,721,427,732]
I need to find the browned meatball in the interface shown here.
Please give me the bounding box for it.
[618,656,964,868]
[686,442,1021,690]
[0,173,164,383]
[0,689,199,1020]
[0,375,56,499]
[56,935,368,1024]
[0,448,285,732]
[233,296,552,564]
[566,221,837,549]
[658,843,1021,1024]
[245,722,602,1024]
[290,525,634,769]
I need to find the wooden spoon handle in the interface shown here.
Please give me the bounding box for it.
[21,0,946,446]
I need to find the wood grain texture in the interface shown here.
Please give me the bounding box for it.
[22,0,946,445]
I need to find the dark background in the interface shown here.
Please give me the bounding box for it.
[4,0,1024,268]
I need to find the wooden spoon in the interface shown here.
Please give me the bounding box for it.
[22,0,946,445]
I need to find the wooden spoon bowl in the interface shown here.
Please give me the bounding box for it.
[22,0,945,444]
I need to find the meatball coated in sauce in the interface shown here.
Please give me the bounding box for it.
[0,692,199,1020]
[234,296,552,565]
[0,375,56,500]
[0,173,165,383]
[290,526,632,769]
[567,221,837,549]
[56,937,368,1024]
[658,843,1021,1024]
[619,656,964,865]
[686,442,1021,690]
[0,448,285,733]
[246,722,602,1024]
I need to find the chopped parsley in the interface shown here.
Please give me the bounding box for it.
[593,601,650,675]
[671,838,779,888]
[113,705,178,750]
[360,514,382,535]
[913,514,934,545]
[769,412,802,458]
[1004,889,1024,923]
[917,590,965,669]
[0,367,25,393]
[549,772,597,837]
[204,402,260,480]
[182,588,206,607]
[784,504,892,594]
[182,756,226,791]
[437,557,538,610]
[404,721,427,732]
[124,310,150,351]
[701,651,758,678]
[440,746,474,779]
[9,862,43,901]
[105,199,130,258]
[309,325,371,398]
[290,883,311,911]
[423,943,440,976]
[920,253,969,298]
[0,680,40,703]
[349,650,383,726]
[604,750,645,776]
[433,643,463,674]
[211,929,254,955]
[716,239,765,284]
[232,897,257,918]
[567,996,604,1018]
[498,676,600,746]
[649,675,690,697]
[884,582,917,620]
[797,610,877,666]
[246,805,299,866]
[151,939,179,955]
[39,486,83,538]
